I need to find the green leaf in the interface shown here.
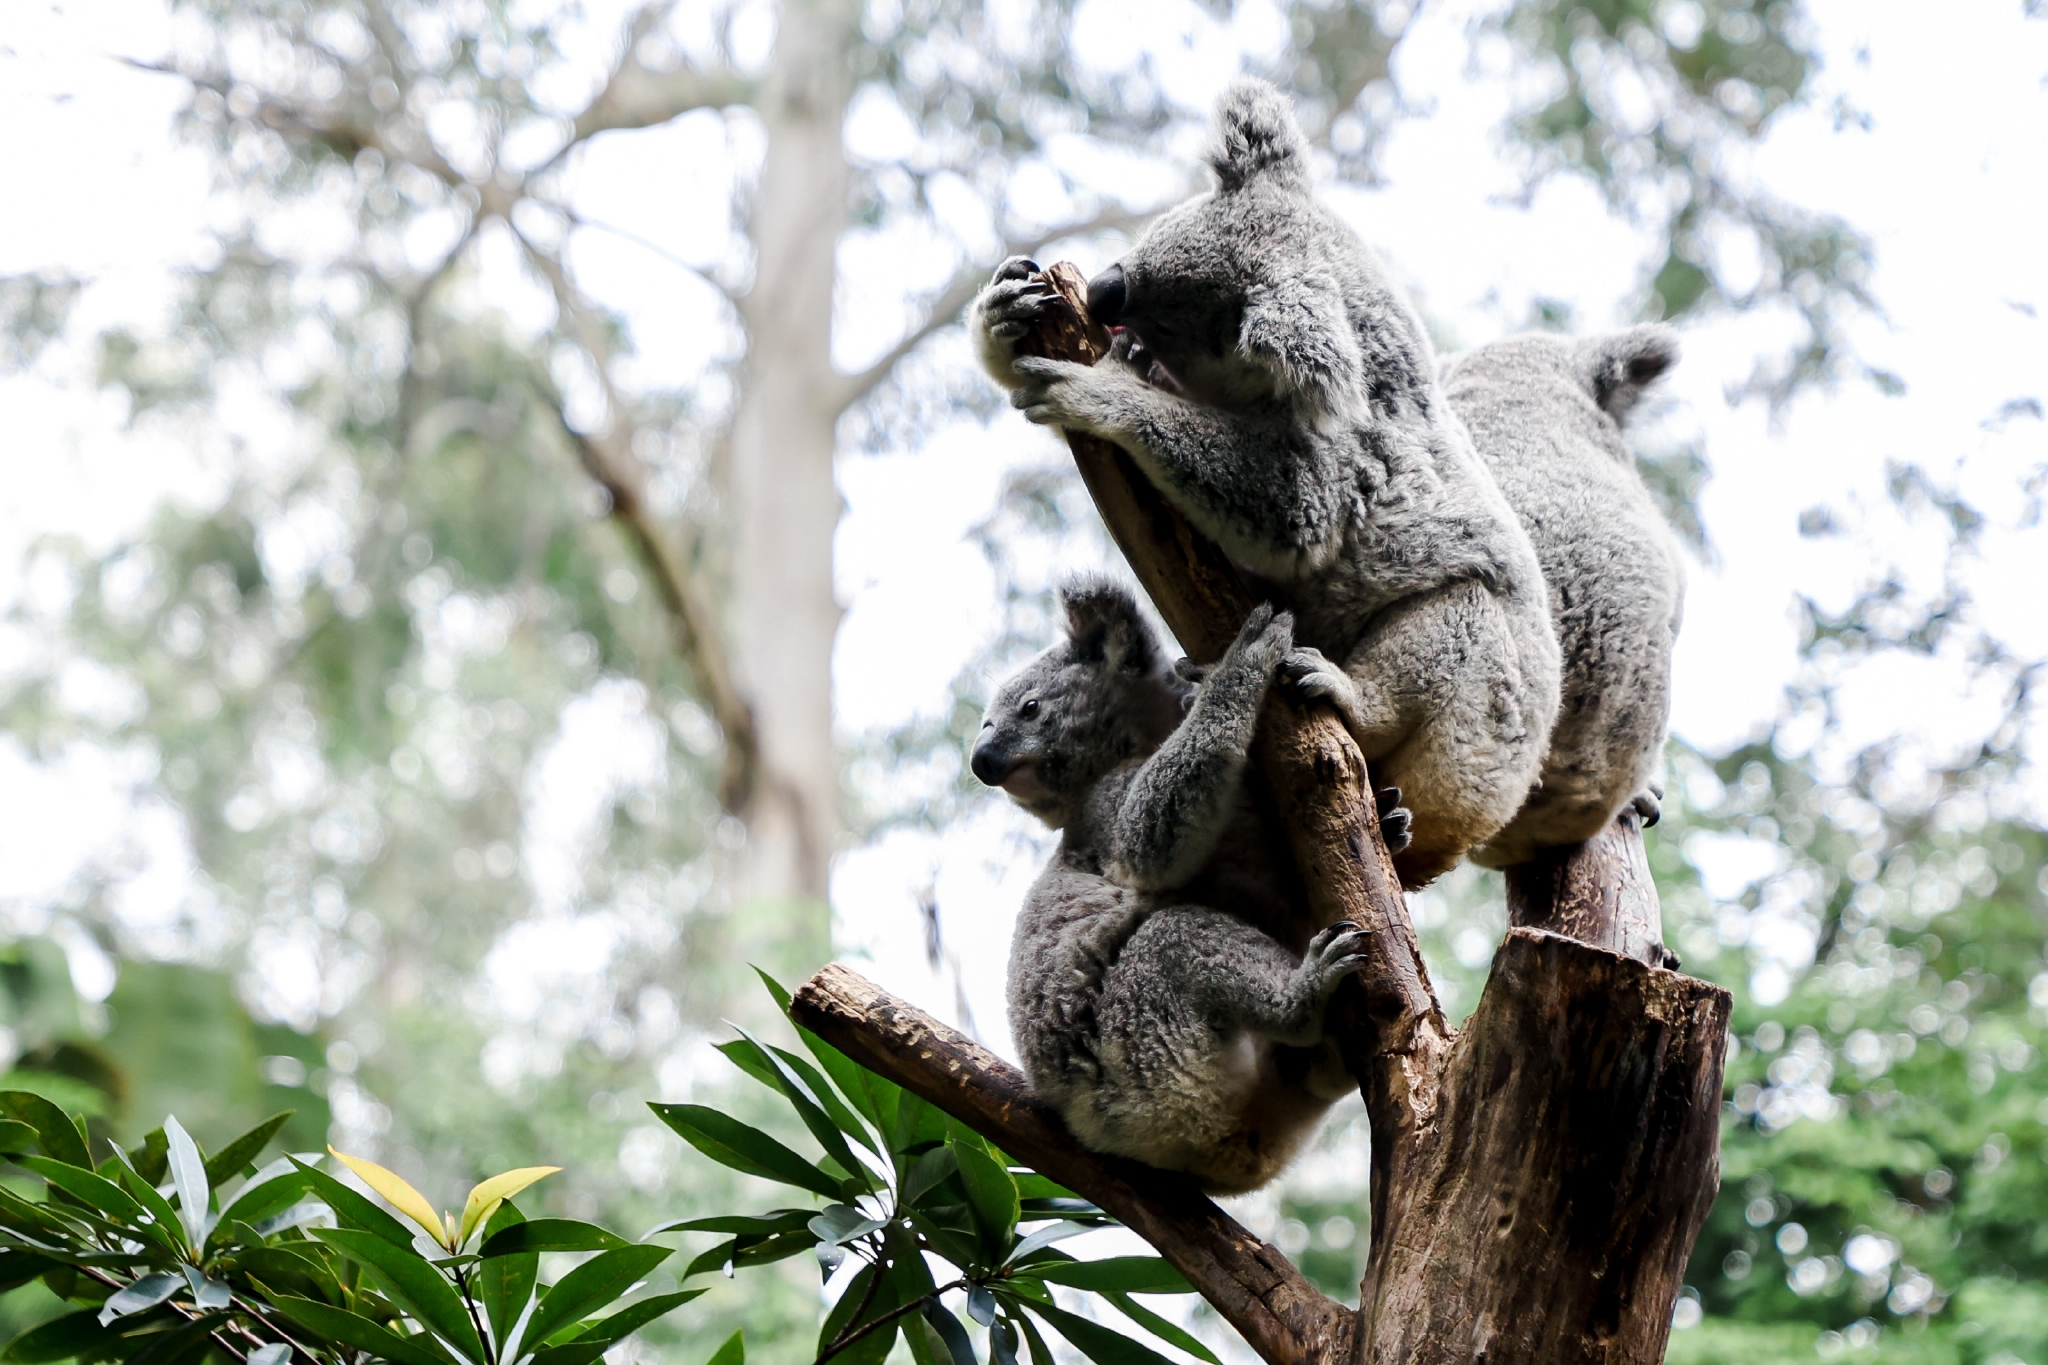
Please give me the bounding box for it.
[107,1155,188,1255]
[523,1243,672,1348]
[0,1121,39,1154]
[1026,1258,1192,1295]
[290,1158,416,1246]
[720,1030,872,1187]
[990,1317,1020,1365]
[808,1204,887,1247]
[922,1300,978,1365]
[96,1270,182,1325]
[202,1111,293,1186]
[313,1227,488,1364]
[478,1218,629,1257]
[5,1309,118,1363]
[1015,1313,1057,1365]
[268,1295,453,1365]
[949,1126,1020,1254]
[816,1261,877,1355]
[128,1129,169,1185]
[769,1043,883,1157]
[476,1200,536,1353]
[1003,1222,1093,1266]
[162,1116,211,1248]
[0,1092,90,1168]
[901,1148,959,1208]
[565,1288,705,1347]
[705,1329,745,1365]
[213,1162,313,1238]
[0,1251,59,1294]
[654,1209,815,1237]
[1023,1299,1177,1365]
[647,1103,843,1198]
[1102,1292,1219,1364]
[904,1314,952,1365]
[13,1156,163,1235]
[683,1229,819,1280]
[526,1345,607,1365]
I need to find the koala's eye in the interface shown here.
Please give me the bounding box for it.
[1019,698,1041,720]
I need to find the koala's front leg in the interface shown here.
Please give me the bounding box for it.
[1213,918,1374,1048]
[1107,605,1292,890]
[969,256,1057,388]
[1009,354,1167,446]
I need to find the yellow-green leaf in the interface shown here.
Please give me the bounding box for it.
[328,1146,447,1248]
[458,1165,560,1247]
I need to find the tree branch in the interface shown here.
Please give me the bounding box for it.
[560,2,753,158]
[828,209,1153,416]
[517,230,760,814]
[791,965,1355,1365]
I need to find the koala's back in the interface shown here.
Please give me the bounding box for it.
[1443,332,1685,864]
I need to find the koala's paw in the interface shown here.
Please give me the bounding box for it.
[1223,603,1293,676]
[1173,656,1214,686]
[1280,645,1357,711]
[974,257,1052,346]
[1629,785,1663,828]
[1374,786,1412,855]
[1302,920,1372,996]
[1011,355,1136,434]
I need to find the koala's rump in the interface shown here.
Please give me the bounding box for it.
[1031,899,1331,1195]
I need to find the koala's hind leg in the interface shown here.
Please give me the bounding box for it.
[1333,583,1556,885]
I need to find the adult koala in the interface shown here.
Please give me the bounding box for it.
[1443,328,1687,866]
[972,579,1372,1194]
[971,78,1560,886]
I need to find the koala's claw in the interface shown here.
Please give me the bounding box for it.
[982,276,1056,341]
[1629,788,1663,827]
[1173,656,1215,685]
[992,255,1041,283]
[1280,645,1349,703]
[1304,920,1372,993]
[1374,786,1413,854]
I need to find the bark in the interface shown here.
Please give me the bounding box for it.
[726,0,862,911]
[1505,807,1673,969]
[790,264,1733,1363]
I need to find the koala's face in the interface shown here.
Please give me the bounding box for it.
[1087,199,1279,412]
[971,582,1183,829]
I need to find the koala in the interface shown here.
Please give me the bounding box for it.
[1441,328,1687,866]
[971,78,1561,886]
[973,579,1372,1194]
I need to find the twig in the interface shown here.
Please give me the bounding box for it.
[816,1278,968,1365]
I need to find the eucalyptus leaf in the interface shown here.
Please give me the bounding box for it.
[313,1227,488,1364]
[268,1295,453,1365]
[921,1299,978,1365]
[203,1112,294,1186]
[477,1218,629,1257]
[705,1329,745,1365]
[1023,1298,1178,1365]
[522,1242,672,1347]
[1026,1257,1192,1294]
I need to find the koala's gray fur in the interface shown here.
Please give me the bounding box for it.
[970,79,1561,885]
[973,580,1368,1194]
[1442,328,1687,866]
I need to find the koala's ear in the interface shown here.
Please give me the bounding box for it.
[1206,78,1309,193]
[1578,325,1679,428]
[1059,577,1162,676]
[1239,274,1364,417]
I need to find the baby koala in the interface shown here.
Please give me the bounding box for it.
[972,78,1560,885]
[1443,328,1687,867]
[974,578,1368,1194]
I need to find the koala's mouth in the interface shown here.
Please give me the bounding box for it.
[996,762,1050,803]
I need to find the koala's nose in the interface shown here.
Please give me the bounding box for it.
[969,735,1015,787]
[1086,263,1127,327]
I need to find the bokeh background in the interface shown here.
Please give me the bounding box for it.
[3,0,2046,1360]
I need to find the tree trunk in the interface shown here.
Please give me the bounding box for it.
[791,264,1733,1363]
[727,0,859,915]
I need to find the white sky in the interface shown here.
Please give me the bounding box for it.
[1,0,2045,1057]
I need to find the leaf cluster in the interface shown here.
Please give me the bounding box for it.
[651,973,1207,1365]
[0,1101,694,1365]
